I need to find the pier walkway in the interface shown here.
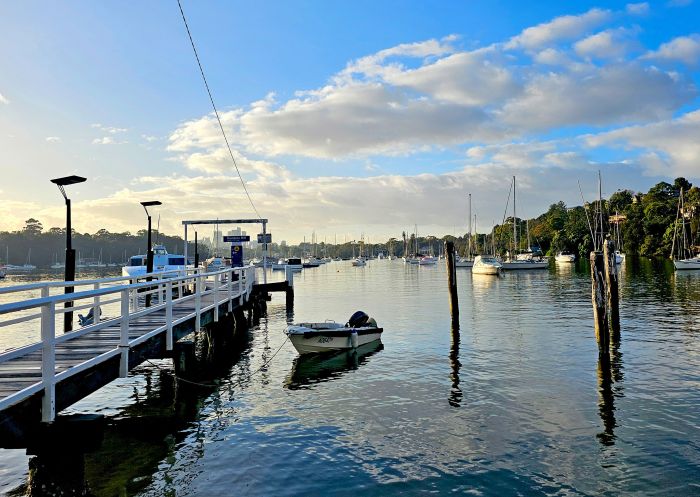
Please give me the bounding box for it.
[0,266,262,446]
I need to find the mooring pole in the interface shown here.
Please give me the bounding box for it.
[602,239,620,340]
[590,251,609,350]
[445,241,459,327]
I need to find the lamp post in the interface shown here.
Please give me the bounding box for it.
[50,175,87,333]
[140,201,161,307]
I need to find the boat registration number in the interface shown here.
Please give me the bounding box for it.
[318,336,333,343]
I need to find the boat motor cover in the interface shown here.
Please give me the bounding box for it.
[348,311,369,328]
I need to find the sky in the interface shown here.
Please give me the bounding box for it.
[1,0,700,244]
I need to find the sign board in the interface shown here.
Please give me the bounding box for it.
[223,235,250,243]
[257,233,272,244]
[231,244,243,267]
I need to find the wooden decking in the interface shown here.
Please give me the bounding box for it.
[0,267,262,447]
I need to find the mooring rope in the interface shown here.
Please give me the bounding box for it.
[143,335,290,389]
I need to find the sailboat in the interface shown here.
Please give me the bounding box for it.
[5,248,37,273]
[613,212,625,265]
[501,177,547,270]
[670,187,700,270]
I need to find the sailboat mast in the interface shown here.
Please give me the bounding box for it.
[513,176,517,255]
[468,193,472,258]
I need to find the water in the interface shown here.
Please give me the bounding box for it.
[1,259,700,495]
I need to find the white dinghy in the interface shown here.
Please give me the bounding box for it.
[286,311,383,355]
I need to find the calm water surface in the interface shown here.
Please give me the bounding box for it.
[1,259,699,496]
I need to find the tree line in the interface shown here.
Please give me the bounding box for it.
[2,177,697,267]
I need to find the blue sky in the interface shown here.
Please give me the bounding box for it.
[1,1,699,242]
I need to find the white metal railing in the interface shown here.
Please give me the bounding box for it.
[0,265,257,422]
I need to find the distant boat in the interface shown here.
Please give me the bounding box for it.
[122,244,187,277]
[502,177,547,271]
[0,266,6,279]
[670,187,700,270]
[351,257,366,267]
[471,255,502,275]
[5,248,36,273]
[418,255,437,266]
[555,251,576,263]
[272,258,303,271]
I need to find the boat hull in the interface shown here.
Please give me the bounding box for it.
[286,326,383,354]
[555,255,576,263]
[501,261,548,270]
[674,258,700,270]
[472,265,500,275]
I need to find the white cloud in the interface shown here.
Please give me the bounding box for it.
[505,8,612,50]
[626,2,650,15]
[585,110,700,177]
[91,123,128,133]
[141,134,158,142]
[45,136,61,143]
[0,92,8,105]
[92,137,116,145]
[500,64,694,130]
[644,34,700,65]
[574,28,639,60]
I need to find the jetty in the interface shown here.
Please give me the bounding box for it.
[0,265,294,448]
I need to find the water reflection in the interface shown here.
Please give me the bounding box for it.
[284,342,383,390]
[596,338,624,447]
[448,323,462,408]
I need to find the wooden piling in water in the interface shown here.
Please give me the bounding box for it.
[602,239,620,340]
[590,251,609,350]
[445,241,459,327]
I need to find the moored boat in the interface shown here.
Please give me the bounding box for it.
[555,251,576,263]
[471,255,502,275]
[121,244,187,278]
[285,311,383,354]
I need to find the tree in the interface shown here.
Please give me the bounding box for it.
[608,190,633,214]
[23,218,43,235]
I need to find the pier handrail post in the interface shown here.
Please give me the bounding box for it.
[40,287,56,422]
[166,280,173,351]
[92,282,100,325]
[285,265,294,289]
[195,269,202,332]
[129,279,137,312]
[119,288,130,377]
[213,271,220,322]
[238,268,243,305]
[227,268,233,312]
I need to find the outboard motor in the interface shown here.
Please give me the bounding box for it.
[347,310,369,328]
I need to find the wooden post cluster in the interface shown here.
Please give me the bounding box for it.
[590,239,621,351]
[445,241,459,327]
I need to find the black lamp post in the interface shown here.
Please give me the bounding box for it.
[140,201,161,307]
[50,175,87,333]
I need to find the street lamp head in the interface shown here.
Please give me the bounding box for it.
[140,201,162,207]
[51,175,87,186]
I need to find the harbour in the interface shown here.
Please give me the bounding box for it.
[1,258,699,495]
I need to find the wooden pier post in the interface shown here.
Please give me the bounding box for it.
[285,265,295,311]
[445,241,459,327]
[590,251,609,350]
[602,239,620,340]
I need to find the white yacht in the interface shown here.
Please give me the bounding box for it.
[272,257,303,271]
[670,187,700,270]
[351,257,366,267]
[555,251,576,263]
[122,245,187,278]
[418,256,438,266]
[471,255,502,275]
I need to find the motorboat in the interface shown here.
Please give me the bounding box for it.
[471,255,502,275]
[205,255,228,272]
[555,251,576,263]
[303,257,321,268]
[615,250,625,265]
[0,266,6,279]
[455,256,473,268]
[418,256,438,266]
[272,257,303,271]
[285,311,383,355]
[501,259,548,270]
[122,244,187,278]
[351,257,366,267]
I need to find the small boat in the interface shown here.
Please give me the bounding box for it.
[303,257,322,268]
[670,187,700,271]
[351,257,366,267]
[205,255,228,272]
[455,256,473,268]
[272,257,303,271]
[555,251,576,263]
[122,244,187,278]
[0,266,6,279]
[418,256,438,266]
[614,250,625,265]
[286,311,383,355]
[471,255,502,275]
